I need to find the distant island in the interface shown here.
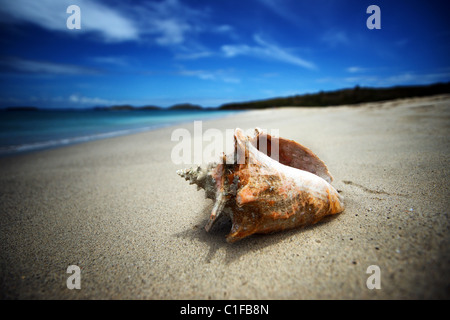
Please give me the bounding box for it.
[168,103,203,110]
[92,103,203,111]
[93,104,161,111]
[4,106,39,111]
[3,82,450,111]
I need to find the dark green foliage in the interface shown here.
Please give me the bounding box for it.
[219,82,450,110]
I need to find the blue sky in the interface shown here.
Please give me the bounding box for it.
[0,0,449,108]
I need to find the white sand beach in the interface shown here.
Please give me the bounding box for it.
[0,95,449,299]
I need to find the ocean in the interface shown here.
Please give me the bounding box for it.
[0,109,239,156]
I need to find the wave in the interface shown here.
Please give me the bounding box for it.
[0,123,169,156]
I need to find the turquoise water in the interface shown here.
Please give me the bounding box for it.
[0,109,239,155]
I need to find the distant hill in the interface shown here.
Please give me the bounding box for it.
[218,82,450,110]
[140,105,161,110]
[3,82,449,111]
[109,105,135,111]
[4,106,39,111]
[93,105,162,111]
[168,103,203,110]
[97,103,204,111]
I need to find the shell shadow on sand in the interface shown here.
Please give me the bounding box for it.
[174,201,341,265]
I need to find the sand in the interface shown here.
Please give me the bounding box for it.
[0,95,449,299]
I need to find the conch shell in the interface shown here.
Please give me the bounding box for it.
[177,128,344,242]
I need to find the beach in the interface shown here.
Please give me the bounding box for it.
[0,94,449,299]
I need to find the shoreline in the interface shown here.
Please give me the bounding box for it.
[0,109,244,158]
[0,94,449,299]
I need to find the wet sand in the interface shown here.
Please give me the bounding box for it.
[0,95,449,299]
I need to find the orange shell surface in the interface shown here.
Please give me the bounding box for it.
[178,128,344,242]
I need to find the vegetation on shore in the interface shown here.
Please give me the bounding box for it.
[218,82,450,110]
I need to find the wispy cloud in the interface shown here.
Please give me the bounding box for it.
[0,0,139,42]
[0,93,120,107]
[395,38,409,47]
[130,0,207,47]
[174,51,214,60]
[321,29,349,47]
[214,25,234,33]
[0,0,235,62]
[0,0,223,46]
[346,66,367,73]
[256,0,302,26]
[153,19,193,46]
[380,71,450,85]
[68,94,113,105]
[178,69,216,81]
[90,56,129,67]
[221,35,316,69]
[322,70,450,87]
[177,68,241,83]
[0,57,101,75]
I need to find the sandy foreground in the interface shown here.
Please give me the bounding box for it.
[0,95,449,299]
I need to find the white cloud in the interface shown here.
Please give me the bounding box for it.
[321,29,349,47]
[256,0,301,26]
[395,39,409,47]
[0,0,203,44]
[384,72,450,85]
[90,56,129,67]
[0,0,235,58]
[0,0,139,42]
[179,69,216,80]
[345,71,450,86]
[153,19,192,45]
[316,69,450,87]
[131,0,207,47]
[347,66,367,73]
[0,57,100,75]
[178,68,241,83]
[223,77,241,84]
[222,35,316,69]
[0,93,120,108]
[215,25,234,33]
[68,94,114,105]
[175,51,214,60]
